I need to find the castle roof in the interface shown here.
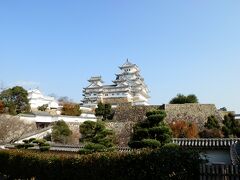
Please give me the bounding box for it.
[119,59,139,70]
[88,76,103,83]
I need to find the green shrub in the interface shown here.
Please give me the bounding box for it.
[39,146,50,152]
[79,143,115,154]
[33,139,50,152]
[161,143,180,150]
[148,114,165,126]
[15,143,34,149]
[146,110,165,117]
[133,128,149,141]
[141,139,161,148]
[128,141,144,149]
[0,147,202,180]
[15,138,50,152]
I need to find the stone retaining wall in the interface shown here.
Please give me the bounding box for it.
[164,104,223,129]
[110,104,224,145]
[106,122,135,146]
[113,105,160,122]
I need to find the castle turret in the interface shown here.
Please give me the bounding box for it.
[82,76,104,107]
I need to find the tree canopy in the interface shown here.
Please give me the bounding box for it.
[0,86,30,115]
[199,115,223,138]
[204,115,220,129]
[169,120,199,138]
[169,94,198,104]
[38,104,48,111]
[95,102,114,120]
[52,120,72,144]
[79,121,115,153]
[128,110,172,149]
[61,103,81,116]
[222,113,240,138]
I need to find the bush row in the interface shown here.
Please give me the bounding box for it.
[0,145,202,180]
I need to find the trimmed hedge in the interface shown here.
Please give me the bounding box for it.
[0,147,202,180]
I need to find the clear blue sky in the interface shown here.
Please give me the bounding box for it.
[0,1,239,112]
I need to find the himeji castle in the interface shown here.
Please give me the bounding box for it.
[82,60,150,107]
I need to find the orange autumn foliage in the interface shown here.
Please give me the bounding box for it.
[170,120,199,138]
[61,103,81,116]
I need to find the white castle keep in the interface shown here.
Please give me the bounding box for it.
[82,60,150,107]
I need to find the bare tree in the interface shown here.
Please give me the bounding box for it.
[58,96,74,103]
[0,115,37,144]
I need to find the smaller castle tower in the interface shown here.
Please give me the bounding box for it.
[82,76,104,107]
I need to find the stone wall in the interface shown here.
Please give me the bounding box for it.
[112,105,160,122]
[164,104,223,129]
[106,122,135,146]
[66,122,81,145]
[113,104,223,128]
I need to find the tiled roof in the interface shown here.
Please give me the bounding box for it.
[173,138,240,147]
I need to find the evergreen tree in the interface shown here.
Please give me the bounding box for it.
[169,94,198,104]
[95,102,114,120]
[79,121,115,154]
[52,120,72,144]
[0,86,30,115]
[199,115,223,138]
[204,115,220,129]
[129,110,172,149]
[222,113,240,138]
